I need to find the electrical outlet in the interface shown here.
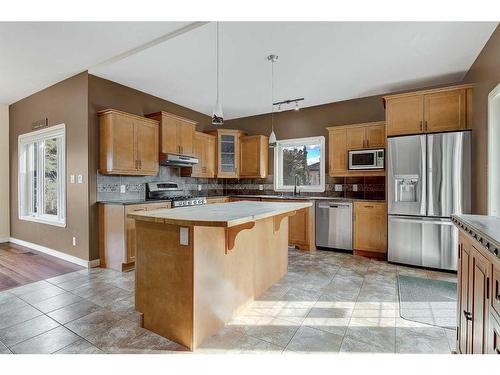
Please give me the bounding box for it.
[72,237,77,246]
[259,184,264,191]
[352,184,358,192]
[77,175,83,184]
[70,175,75,184]
[335,184,343,192]
[180,227,189,246]
[120,185,126,194]
[198,184,202,191]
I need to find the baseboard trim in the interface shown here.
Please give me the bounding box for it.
[0,237,9,243]
[9,237,100,268]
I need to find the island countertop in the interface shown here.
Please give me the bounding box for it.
[127,200,312,228]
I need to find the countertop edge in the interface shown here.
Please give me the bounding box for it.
[128,202,312,228]
[452,215,500,260]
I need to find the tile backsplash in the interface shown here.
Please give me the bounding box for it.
[97,168,385,202]
[96,166,224,202]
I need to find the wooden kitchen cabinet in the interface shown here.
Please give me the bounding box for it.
[328,127,348,176]
[206,129,245,178]
[99,109,159,176]
[455,228,500,354]
[385,94,424,136]
[424,89,467,133]
[346,122,386,149]
[240,135,269,178]
[99,201,171,272]
[353,201,387,257]
[181,132,216,178]
[146,111,196,156]
[384,84,473,136]
[327,122,386,177]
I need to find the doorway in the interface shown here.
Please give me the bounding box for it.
[488,83,500,217]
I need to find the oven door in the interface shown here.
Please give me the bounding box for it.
[348,150,379,170]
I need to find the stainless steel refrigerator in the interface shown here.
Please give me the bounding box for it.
[387,131,471,271]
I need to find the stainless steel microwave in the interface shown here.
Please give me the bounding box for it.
[348,149,384,170]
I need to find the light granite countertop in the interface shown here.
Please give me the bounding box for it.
[452,214,500,260]
[128,201,312,228]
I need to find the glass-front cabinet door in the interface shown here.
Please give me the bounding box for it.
[209,129,242,178]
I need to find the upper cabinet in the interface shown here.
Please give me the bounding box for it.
[384,85,473,137]
[346,121,386,150]
[99,109,159,176]
[240,135,269,179]
[206,129,245,178]
[146,111,196,156]
[327,121,386,177]
[181,131,216,178]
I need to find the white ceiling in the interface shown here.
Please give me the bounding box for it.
[0,21,192,104]
[1,22,498,119]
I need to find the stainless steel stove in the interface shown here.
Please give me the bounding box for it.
[145,182,207,208]
[170,196,207,208]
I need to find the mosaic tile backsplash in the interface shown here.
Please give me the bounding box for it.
[97,167,385,202]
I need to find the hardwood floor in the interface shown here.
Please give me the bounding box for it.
[0,242,83,291]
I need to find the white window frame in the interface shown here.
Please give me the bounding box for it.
[488,83,500,218]
[18,123,66,227]
[274,136,325,193]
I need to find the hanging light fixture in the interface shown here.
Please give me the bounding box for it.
[267,54,278,147]
[212,22,223,126]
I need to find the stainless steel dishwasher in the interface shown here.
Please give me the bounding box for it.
[315,200,353,251]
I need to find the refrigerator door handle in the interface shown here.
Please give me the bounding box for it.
[420,135,427,216]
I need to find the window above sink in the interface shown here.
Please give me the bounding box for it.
[274,136,325,193]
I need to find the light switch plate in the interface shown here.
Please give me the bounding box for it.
[72,237,77,246]
[120,185,126,194]
[259,184,264,191]
[352,184,358,192]
[77,175,83,184]
[198,184,202,191]
[70,175,75,184]
[335,184,343,192]
[180,227,189,246]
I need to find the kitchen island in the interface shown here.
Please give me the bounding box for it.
[128,201,312,350]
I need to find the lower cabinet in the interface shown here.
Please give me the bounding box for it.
[206,197,230,204]
[456,230,500,354]
[99,202,171,271]
[353,202,387,257]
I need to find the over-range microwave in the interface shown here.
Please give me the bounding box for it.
[348,149,384,170]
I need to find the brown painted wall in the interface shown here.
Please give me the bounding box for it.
[220,95,386,174]
[463,25,500,214]
[9,72,91,260]
[87,74,211,259]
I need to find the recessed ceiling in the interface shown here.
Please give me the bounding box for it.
[1,22,498,119]
[0,21,193,104]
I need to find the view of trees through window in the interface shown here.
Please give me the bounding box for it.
[44,138,58,216]
[282,144,321,186]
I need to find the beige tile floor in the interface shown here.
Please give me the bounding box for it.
[0,248,457,354]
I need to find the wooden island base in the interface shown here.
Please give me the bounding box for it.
[134,215,289,351]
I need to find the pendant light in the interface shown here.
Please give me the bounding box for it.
[267,54,278,147]
[212,22,223,126]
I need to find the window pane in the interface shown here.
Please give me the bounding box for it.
[44,138,58,216]
[32,142,38,214]
[282,144,321,186]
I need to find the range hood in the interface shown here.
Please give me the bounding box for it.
[160,154,199,167]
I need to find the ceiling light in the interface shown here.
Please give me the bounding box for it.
[267,54,278,148]
[212,22,223,126]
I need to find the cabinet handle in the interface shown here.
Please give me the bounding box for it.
[364,205,374,208]
[496,348,500,354]
[420,121,423,131]
[496,280,499,301]
[424,121,428,132]
[487,277,490,300]
[463,310,472,321]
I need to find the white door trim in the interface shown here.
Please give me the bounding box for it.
[488,83,500,217]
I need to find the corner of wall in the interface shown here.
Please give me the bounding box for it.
[0,104,9,240]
